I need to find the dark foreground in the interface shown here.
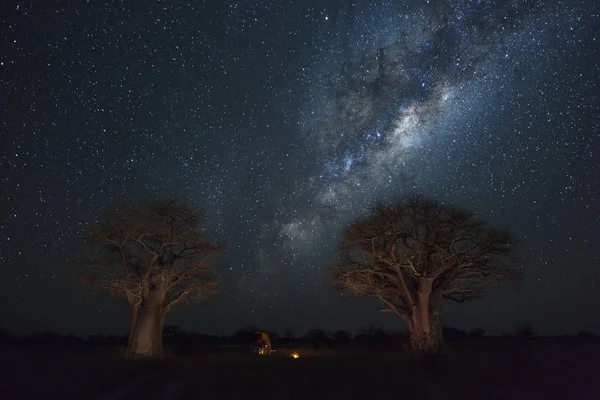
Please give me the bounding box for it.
[2,339,600,400]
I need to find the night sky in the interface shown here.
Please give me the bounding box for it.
[1,0,599,338]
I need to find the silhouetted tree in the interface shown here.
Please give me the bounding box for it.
[76,200,222,357]
[305,329,331,348]
[163,325,186,345]
[358,322,383,338]
[332,330,353,344]
[513,323,536,338]
[470,328,486,338]
[443,326,469,341]
[577,331,597,340]
[283,330,295,342]
[330,196,520,354]
[232,326,259,345]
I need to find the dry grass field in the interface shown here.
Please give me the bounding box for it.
[2,339,599,400]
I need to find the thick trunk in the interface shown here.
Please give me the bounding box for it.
[410,308,442,354]
[126,295,166,357]
[408,278,443,354]
[125,293,141,356]
[125,306,139,355]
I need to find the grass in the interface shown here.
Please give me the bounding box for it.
[2,338,599,399]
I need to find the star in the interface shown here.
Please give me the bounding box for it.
[0,0,598,338]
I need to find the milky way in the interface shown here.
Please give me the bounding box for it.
[273,1,596,282]
[1,0,599,336]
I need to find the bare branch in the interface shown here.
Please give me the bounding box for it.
[73,199,224,311]
[330,195,521,317]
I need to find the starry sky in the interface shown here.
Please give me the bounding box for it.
[1,0,599,338]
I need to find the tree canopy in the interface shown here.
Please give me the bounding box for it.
[75,199,223,356]
[330,196,520,352]
[79,200,222,309]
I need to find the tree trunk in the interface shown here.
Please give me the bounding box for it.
[408,278,443,354]
[125,305,139,356]
[126,295,166,357]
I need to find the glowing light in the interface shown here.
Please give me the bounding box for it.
[343,156,353,171]
[291,352,300,358]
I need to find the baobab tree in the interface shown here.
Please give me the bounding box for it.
[77,200,222,357]
[330,196,520,354]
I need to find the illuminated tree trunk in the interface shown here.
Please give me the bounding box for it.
[126,295,166,357]
[408,278,443,354]
[126,306,139,354]
[125,293,140,356]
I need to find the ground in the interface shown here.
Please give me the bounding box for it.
[2,339,600,399]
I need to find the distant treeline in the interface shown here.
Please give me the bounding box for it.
[2,325,598,351]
